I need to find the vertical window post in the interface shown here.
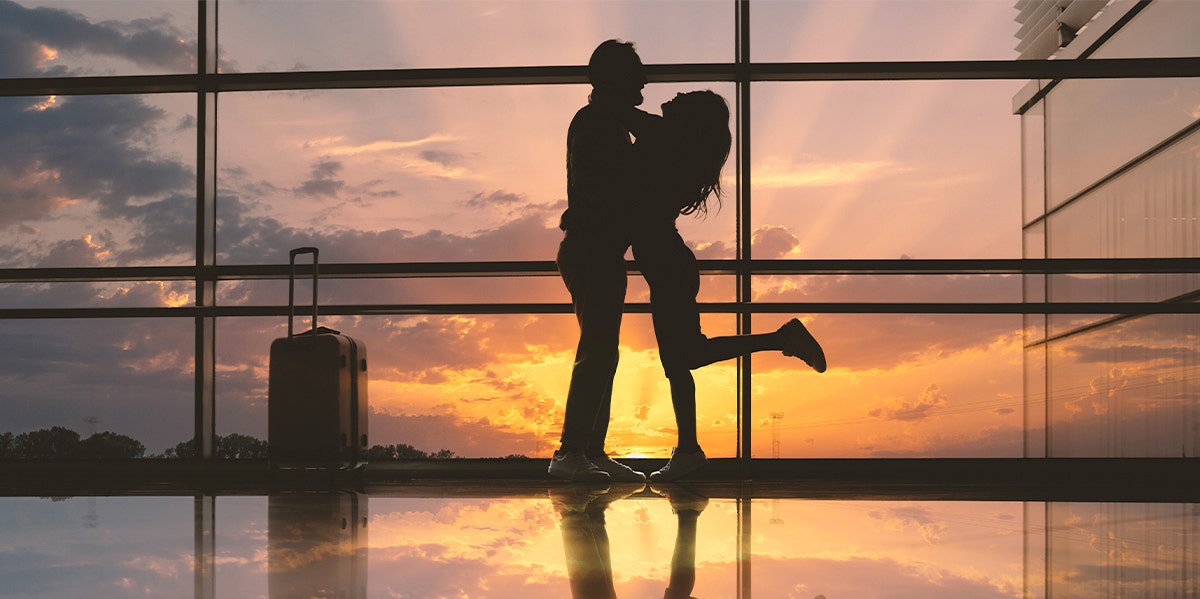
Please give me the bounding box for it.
[735,0,753,469]
[195,0,218,461]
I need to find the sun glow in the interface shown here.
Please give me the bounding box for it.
[37,44,58,63]
[753,159,911,188]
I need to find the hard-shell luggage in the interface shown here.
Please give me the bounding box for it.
[268,247,368,468]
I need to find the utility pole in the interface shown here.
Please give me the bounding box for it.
[770,413,783,458]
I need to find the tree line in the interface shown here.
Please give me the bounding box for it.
[0,426,529,460]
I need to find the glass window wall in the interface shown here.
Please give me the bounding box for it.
[0,1,197,78]
[751,81,1024,260]
[749,313,1025,458]
[1047,314,1199,458]
[750,0,1021,62]
[2,0,1196,461]
[0,94,196,268]
[0,319,193,458]
[217,0,734,72]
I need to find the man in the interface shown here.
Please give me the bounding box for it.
[548,40,649,482]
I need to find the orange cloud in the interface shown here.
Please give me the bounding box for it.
[869,383,949,423]
[309,133,462,156]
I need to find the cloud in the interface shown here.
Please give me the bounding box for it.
[466,190,525,208]
[752,273,1024,372]
[35,233,113,267]
[869,383,949,422]
[0,92,195,266]
[297,134,479,179]
[752,224,802,258]
[295,158,346,198]
[421,149,468,168]
[0,317,194,451]
[311,134,462,157]
[1065,343,1197,365]
[0,0,196,77]
[868,505,948,544]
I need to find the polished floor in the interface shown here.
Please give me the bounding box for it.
[2,465,1198,598]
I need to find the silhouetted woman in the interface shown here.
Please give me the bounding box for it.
[626,91,826,482]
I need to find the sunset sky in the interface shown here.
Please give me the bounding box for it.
[0,0,1195,459]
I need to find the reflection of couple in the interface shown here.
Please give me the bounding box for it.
[549,40,827,483]
[551,483,708,599]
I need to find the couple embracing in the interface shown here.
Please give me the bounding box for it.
[549,40,826,483]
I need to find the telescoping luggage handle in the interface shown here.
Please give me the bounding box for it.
[288,247,320,340]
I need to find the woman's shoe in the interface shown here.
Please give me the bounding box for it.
[648,447,707,483]
[779,318,826,373]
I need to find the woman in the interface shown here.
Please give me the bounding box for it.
[626,91,826,482]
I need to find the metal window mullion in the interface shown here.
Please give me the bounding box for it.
[8,57,1200,99]
[194,0,218,462]
[736,0,753,470]
[5,258,1200,285]
[736,2,752,599]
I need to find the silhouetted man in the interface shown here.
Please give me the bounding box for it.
[548,40,649,482]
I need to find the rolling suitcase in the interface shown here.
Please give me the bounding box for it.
[268,247,368,468]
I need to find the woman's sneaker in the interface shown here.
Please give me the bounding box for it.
[548,450,611,482]
[779,318,826,373]
[648,447,707,483]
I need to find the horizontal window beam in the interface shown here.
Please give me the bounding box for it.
[2,301,1197,320]
[2,258,1197,283]
[3,57,1199,96]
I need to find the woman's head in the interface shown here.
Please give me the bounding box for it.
[662,91,731,216]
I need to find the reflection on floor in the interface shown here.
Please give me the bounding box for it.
[2,482,1198,598]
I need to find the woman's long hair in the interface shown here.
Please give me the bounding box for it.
[667,91,731,216]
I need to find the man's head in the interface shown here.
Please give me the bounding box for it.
[587,39,647,106]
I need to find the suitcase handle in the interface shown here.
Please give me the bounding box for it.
[288,247,320,340]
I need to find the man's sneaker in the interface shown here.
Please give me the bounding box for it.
[548,450,611,482]
[587,452,647,482]
[648,447,708,483]
[779,318,826,373]
[548,485,610,515]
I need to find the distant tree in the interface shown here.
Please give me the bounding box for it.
[162,439,196,459]
[78,431,145,459]
[159,434,268,459]
[0,432,13,458]
[215,433,268,459]
[365,444,398,460]
[364,444,456,460]
[14,427,81,458]
[397,444,433,459]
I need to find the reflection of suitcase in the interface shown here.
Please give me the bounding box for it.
[268,247,368,468]
[268,492,368,598]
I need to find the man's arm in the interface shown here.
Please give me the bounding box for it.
[622,107,662,140]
